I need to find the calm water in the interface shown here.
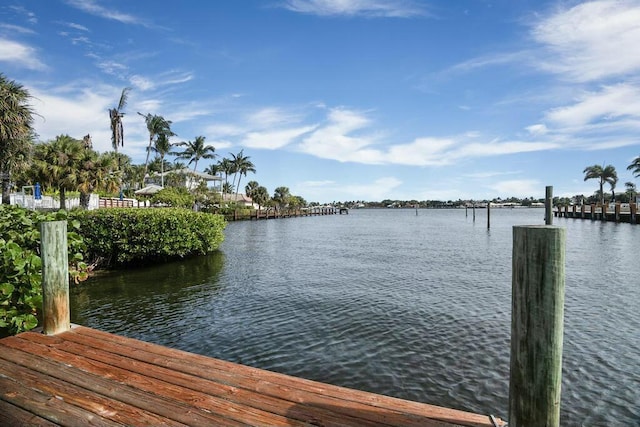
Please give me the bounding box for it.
[70,208,640,426]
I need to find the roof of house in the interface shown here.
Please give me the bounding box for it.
[221,193,253,202]
[150,168,222,181]
[134,184,164,195]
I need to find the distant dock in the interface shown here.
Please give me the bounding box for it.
[554,203,638,224]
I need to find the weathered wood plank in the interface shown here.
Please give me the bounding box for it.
[0,371,120,427]
[25,331,431,427]
[12,333,309,427]
[1,327,504,427]
[70,327,498,427]
[0,398,60,427]
[0,356,183,427]
[0,338,247,427]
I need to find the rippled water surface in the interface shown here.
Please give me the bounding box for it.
[71,208,640,426]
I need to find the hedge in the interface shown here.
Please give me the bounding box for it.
[72,208,226,268]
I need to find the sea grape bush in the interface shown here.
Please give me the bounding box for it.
[0,205,87,336]
[72,208,226,268]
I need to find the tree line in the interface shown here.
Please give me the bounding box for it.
[0,75,305,210]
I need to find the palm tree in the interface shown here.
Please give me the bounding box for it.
[175,136,216,172]
[230,150,256,199]
[138,112,174,183]
[77,150,119,209]
[627,156,640,178]
[625,181,637,204]
[253,186,270,210]
[151,133,173,187]
[273,186,291,209]
[583,164,618,205]
[217,157,234,189]
[245,180,259,199]
[109,88,130,155]
[0,74,35,204]
[32,135,85,209]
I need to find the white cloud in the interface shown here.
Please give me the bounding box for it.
[0,38,46,70]
[242,126,316,150]
[387,137,457,166]
[488,179,542,198]
[130,75,155,91]
[29,84,149,159]
[533,0,640,82]
[298,108,384,163]
[0,24,36,34]
[248,107,302,128]
[545,83,640,128]
[281,0,426,17]
[526,124,548,135]
[63,22,90,32]
[65,0,147,26]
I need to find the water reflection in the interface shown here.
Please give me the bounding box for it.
[71,252,225,338]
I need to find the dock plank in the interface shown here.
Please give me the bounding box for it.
[0,326,505,427]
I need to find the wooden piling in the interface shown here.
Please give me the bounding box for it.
[487,202,491,229]
[545,186,553,225]
[40,221,70,335]
[510,225,565,427]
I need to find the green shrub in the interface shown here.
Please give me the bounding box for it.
[151,187,194,208]
[0,205,87,336]
[72,208,226,267]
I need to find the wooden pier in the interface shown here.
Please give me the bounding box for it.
[554,202,639,224]
[0,326,503,427]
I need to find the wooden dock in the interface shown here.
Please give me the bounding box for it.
[554,202,639,224]
[0,325,504,427]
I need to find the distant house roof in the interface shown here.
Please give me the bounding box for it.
[134,184,164,195]
[222,193,253,203]
[155,168,222,181]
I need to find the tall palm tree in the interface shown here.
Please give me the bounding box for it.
[138,112,174,183]
[217,157,234,189]
[109,87,130,155]
[151,133,173,187]
[627,156,640,177]
[175,136,216,172]
[245,180,259,199]
[0,74,35,204]
[230,150,256,199]
[583,164,618,205]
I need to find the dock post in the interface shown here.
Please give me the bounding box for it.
[545,186,553,225]
[40,221,70,335]
[510,225,565,427]
[631,203,637,223]
[590,204,596,221]
[487,202,491,229]
[615,203,620,222]
[473,204,476,221]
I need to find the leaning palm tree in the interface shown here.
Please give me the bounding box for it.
[230,150,256,199]
[627,156,640,178]
[174,136,216,172]
[583,164,618,205]
[108,87,130,155]
[0,74,35,204]
[138,112,174,183]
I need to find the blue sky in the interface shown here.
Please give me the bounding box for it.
[2,0,640,203]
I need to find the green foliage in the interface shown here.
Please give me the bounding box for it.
[0,205,87,336]
[151,187,194,208]
[72,208,226,267]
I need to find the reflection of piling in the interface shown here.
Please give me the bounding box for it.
[510,225,565,427]
[40,221,70,335]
